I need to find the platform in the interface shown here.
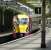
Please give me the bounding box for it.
[0,28,51,50]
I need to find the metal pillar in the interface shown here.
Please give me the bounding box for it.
[41,0,46,48]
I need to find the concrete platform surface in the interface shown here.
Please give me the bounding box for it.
[0,28,51,50]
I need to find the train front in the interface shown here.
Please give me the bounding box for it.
[15,14,30,36]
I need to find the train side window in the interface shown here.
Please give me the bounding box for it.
[35,7,41,14]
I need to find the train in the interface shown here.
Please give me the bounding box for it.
[13,13,32,37]
[12,13,40,38]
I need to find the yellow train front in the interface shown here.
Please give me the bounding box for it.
[13,14,30,37]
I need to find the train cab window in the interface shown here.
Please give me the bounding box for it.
[19,18,28,24]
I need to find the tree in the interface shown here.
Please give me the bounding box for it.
[41,0,46,48]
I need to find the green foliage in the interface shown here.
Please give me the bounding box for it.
[18,0,38,9]
[0,6,3,25]
[18,0,28,3]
